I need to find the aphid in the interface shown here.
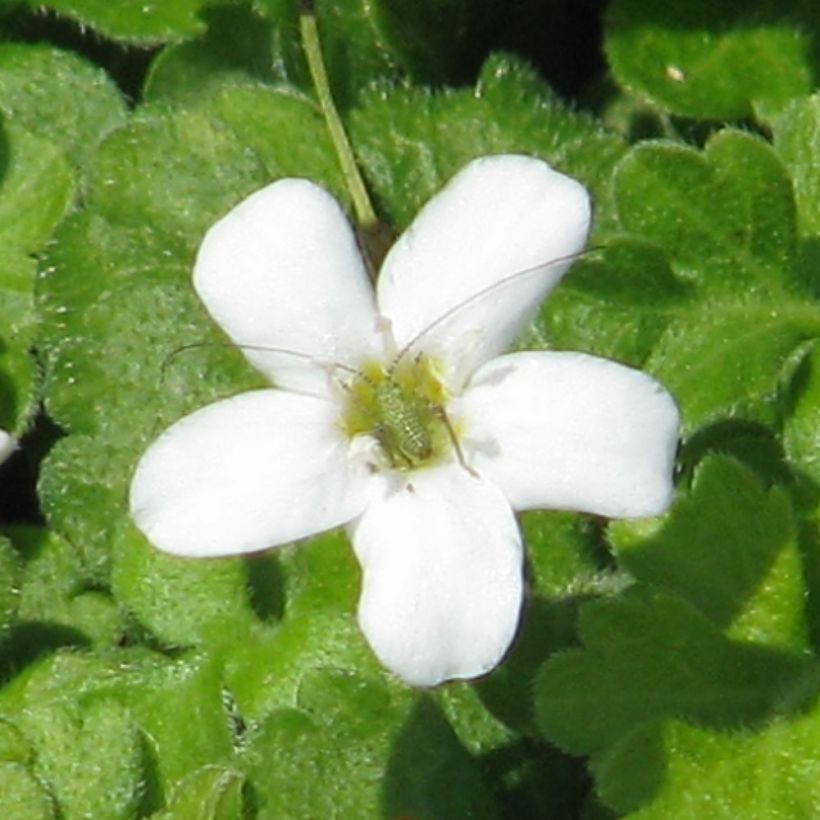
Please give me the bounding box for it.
[339,351,463,472]
[375,379,432,464]
[164,249,590,474]
[352,361,439,467]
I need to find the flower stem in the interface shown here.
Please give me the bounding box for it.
[299,3,377,229]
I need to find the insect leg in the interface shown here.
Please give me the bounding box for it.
[432,405,478,478]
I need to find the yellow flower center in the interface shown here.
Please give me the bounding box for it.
[341,356,455,470]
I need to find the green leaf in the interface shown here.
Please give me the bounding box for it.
[36,435,131,582]
[544,238,693,367]
[0,121,74,253]
[0,43,126,168]
[1,648,236,800]
[0,53,82,432]
[155,765,246,820]
[85,111,267,243]
[773,94,820,238]
[84,85,340,242]
[0,254,38,433]
[21,700,143,819]
[111,521,260,648]
[623,707,820,818]
[37,0,208,44]
[241,668,499,819]
[608,129,820,433]
[434,683,518,758]
[208,85,343,192]
[0,762,54,818]
[614,131,796,295]
[648,299,820,433]
[605,0,813,119]
[535,587,818,756]
[547,453,813,804]
[783,341,820,486]
[0,535,18,639]
[0,113,75,434]
[143,4,277,103]
[10,525,123,647]
[522,510,605,600]
[610,457,807,650]
[0,718,32,763]
[223,532,377,721]
[123,653,236,795]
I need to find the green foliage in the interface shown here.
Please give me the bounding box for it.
[34,0,209,44]
[624,708,820,819]
[0,41,124,438]
[605,0,815,119]
[0,536,18,639]
[549,129,820,435]
[0,762,54,818]
[11,525,123,647]
[773,93,820,238]
[0,0,818,817]
[0,43,126,167]
[23,700,143,818]
[153,765,245,820]
[536,458,820,814]
[111,522,260,647]
[0,120,70,434]
[610,458,807,648]
[241,668,500,819]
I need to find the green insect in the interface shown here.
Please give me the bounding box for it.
[372,379,434,465]
[340,353,460,471]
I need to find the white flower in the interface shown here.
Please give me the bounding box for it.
[0,429,15,464]
[129,155,679,687]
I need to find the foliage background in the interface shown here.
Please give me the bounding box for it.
[1,0,820,816]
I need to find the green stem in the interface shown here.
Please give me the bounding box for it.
[299,5,377,228]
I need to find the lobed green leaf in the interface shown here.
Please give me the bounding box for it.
[624,707,820,818]
[36,0,208,44]
[241,668,500,819]
[605,0,813,119]
[610,457,807,650]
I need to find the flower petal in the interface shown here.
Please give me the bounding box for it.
[348,465,523,687]
[0,430,15,465]
[377,155,590,387]
[194,179,381,395]
[456,352,679,517]
[130,389,371,556]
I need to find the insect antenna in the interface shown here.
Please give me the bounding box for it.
[160,341,360,384]
[390,246,597,370]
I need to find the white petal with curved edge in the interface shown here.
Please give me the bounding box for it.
[377,155,590,388]
[130,390,372,556]
[456,352,679,517]
[0,430,15,464]
[194,179,382,396]
[349,465,523,687]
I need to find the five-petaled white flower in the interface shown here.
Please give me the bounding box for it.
[129,155,679,687]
